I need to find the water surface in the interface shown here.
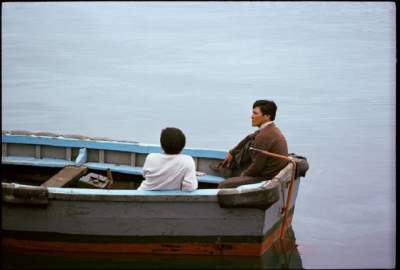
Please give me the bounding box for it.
[2,2,396,268]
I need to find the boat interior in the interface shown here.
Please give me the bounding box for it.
[2,164,220,190]
[2,134,225,190]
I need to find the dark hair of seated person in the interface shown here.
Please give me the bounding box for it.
[253,99,277,121]
[160,127,186,155]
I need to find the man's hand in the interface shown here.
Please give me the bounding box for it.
[220,153,233,168]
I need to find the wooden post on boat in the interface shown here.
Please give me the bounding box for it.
[249,147,297,240]
[106,169,114,189]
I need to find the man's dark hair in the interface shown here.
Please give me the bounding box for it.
[160,127,186,154]
[253,100,277,121]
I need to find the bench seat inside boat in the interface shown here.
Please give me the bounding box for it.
[2,156,225,185]
[41,165,88,188]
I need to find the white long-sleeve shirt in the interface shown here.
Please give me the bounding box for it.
[137,153,198,191]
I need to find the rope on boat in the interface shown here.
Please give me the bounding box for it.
[249,147,297,240]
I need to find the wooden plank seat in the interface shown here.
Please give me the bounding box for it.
[41,165,88,188]
[3,156,225,185]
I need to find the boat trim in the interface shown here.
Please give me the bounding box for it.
[2,134,226,159]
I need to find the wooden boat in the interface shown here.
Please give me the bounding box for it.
[1,130,309,257]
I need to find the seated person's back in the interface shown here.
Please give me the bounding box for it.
[137,127,198,191]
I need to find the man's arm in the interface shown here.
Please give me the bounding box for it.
[221,132,258,167]
[229,132,257,156]
[240,135,273,177]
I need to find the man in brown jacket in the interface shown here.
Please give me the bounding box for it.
[214,100,288,188]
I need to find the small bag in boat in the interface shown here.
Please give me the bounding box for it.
[77,172,112,189]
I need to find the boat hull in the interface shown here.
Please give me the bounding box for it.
[2,131,305,256]
[2,210,295,256]
[2,180,299,256]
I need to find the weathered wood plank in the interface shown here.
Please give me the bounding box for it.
[41,166,87,188]
[130,153,136,166]
[99,150,105,163]
[2,200,264,236]
[65,148,72,161]
[2,143,7,156]
[35,145,41,159]
[2,183,48,205]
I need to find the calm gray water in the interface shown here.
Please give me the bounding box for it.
[2,2,396,269]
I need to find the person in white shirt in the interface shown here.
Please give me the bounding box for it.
[137,127,198,191]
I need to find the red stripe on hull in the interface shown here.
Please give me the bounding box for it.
[3,215,293,257]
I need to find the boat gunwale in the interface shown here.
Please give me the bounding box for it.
[2,132,227,159]
[2,159,297,203]
[2,182,221,202]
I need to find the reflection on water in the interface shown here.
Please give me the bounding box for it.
[3,228,302,269]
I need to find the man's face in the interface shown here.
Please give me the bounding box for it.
[251,106,270,127]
